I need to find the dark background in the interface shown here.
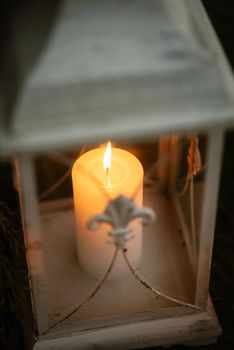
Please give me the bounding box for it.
[0,1,234,349]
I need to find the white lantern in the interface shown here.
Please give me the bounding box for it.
[1,1,234,349]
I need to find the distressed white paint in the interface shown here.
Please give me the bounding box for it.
[0,0,229,347]
[195,129,224,307]
[15,155,49,333]
[0,0,234,155]
[33,299,221,350]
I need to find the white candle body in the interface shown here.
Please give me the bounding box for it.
[72,148,143,279]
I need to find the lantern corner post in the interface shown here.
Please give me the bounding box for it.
[13,153,50,335]
[194,128,224,308]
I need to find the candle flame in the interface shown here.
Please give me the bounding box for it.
[103,141,112,175]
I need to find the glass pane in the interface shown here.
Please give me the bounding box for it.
[33,134,207,332]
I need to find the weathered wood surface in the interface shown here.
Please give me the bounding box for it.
[15,155,49,334]
[33,298,221,350]
[195,129,224,307]
[1,0,234,154]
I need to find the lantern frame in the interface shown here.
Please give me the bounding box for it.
[14,128,223,349]
[1,0,234,349]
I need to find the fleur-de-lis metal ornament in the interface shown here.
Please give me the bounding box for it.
[87,195,156,248]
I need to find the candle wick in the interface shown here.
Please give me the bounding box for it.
[105,167,111,187]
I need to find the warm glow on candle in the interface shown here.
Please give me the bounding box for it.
[103,141,112,175]
[72,143,143,279]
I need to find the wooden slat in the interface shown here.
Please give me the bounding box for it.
[0,0,234,155]
[195,129,224,307]
[34,297,221,349]
[15,154,49,333]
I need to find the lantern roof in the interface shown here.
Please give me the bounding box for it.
[1,0,234,155]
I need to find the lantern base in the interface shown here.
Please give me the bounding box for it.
[33,296,221,349]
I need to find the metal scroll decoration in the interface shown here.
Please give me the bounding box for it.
[44,194,200,335]
[88,196,200,310]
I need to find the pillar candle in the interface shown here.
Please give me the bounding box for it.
[72,143,143,279]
